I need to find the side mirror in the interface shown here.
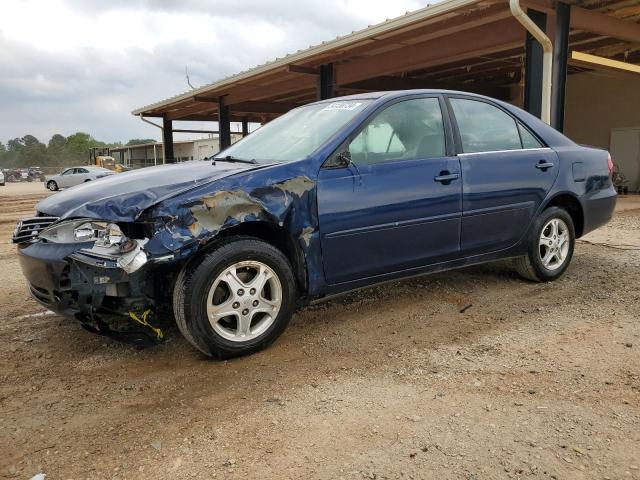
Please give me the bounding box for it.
[331,150,352,168]
[337,151,352,165]
[322,149,353,169]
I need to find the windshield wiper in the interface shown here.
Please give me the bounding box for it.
[213,155,257,165]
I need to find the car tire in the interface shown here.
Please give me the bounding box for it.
[47,181,58,191]
[173,236,297,359]
[514,206,575,282]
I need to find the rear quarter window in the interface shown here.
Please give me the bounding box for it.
[518,123,544,149]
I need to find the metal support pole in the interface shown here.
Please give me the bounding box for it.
[242,118,249,137]
[551,2,571,132]
[522,9,548,120]
[218,97,231,151]
[162,116,174,164]
[317,63,334,100]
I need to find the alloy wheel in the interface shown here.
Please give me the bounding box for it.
[206,260,282,342]
[538,218,570,271]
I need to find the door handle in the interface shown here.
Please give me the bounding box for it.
[434,171,460,184]
[535,161,554,170]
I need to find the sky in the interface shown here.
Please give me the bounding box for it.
[0,0,430,144]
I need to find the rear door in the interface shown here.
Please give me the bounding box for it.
[446,96,559,255]
[318,95,462,284]
[76,168,92,183]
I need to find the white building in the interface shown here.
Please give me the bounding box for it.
[110,135,242,169]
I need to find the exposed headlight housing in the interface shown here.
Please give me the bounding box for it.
[73,221,125,246]
[40,219,124,245]
[40,219,149,273]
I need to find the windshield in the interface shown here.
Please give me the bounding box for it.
[215,100,372,163]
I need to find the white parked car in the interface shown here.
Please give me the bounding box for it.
[0,170,5,186]
[45,166,115,191]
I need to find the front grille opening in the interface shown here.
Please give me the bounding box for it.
[13,216,60,244]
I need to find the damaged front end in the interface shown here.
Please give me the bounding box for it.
[14,217,169,345]
[14,158,324,347]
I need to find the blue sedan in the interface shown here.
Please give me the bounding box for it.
[14,90,616,358]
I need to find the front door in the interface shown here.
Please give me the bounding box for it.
[318,96,462,285]
[58,168,75,188]
[447,96,560,255]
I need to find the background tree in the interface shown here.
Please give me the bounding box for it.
[126,139,156,146]
[0,132,135,173]
[48,134,67,151]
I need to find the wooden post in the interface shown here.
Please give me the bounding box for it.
[162,116,174,164]
[218,97,231,151]
[317,63,334,100]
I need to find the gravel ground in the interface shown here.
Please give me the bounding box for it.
[1,187,639,480]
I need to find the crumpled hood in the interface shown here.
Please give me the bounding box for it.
[36,161,258,221]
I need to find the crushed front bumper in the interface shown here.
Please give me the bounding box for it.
[17,241,169,344]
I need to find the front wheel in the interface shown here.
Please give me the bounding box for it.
[514,207,575,282]
[47,181,58,191]
[173,237,297,359]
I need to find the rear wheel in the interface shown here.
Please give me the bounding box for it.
[173,237,297,358]
[47,181,58,191]
[514,207,575,282]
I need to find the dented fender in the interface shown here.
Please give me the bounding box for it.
[142,163,325,296]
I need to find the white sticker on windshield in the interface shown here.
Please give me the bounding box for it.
[321,102,363,111]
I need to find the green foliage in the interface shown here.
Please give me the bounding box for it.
[126,139,156,146]
[0,133,130,170]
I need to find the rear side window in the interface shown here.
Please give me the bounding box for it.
[349,97,446,165]
[450,98,522,153]
[518,122,544,149]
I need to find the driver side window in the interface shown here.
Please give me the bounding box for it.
[62,169,73,175]
[349,98,445,165]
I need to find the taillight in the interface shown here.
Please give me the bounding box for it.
[607,154,613,177]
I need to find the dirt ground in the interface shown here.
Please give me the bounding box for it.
[1,183,639,480]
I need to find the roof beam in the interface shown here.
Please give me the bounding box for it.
[180,114,266,123]
[571,5,640,43]
[224,76,316,105]
[342,76,430,90]
[570,50,640,74]
[232,101,301,114]
[343,75,510,98]
[287,64,319,75]
[336,18,524,86]
[193,95,219,102]
[166,102,217,121]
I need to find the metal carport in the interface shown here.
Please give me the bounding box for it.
[132,0,640,171]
